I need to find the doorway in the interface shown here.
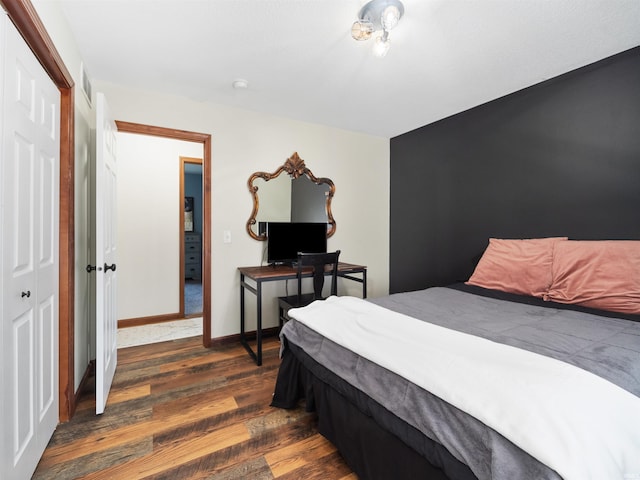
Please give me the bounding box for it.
[3,1,75,421]
[116,121,212,347]
[4,4,213,423]
[181,157,203,318]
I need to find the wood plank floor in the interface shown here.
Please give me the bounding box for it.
[33,336,357,479]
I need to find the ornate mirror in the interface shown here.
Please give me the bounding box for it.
[246,152,336,241]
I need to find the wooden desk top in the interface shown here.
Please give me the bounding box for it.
[238,262,366,281]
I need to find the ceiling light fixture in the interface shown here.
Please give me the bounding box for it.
[351,0,404,57]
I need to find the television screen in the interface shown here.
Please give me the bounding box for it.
[267,222,327,265]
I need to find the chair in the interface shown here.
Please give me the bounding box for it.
[278,250,341,327]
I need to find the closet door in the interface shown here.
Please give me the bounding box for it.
[0,12,60,479]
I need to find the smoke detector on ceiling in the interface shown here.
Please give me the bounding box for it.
[232,79,249,90]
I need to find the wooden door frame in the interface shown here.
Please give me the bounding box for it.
[2,1,213,424]
[180,156,204,318]
[116,122,212,347]
[2,0,76,421]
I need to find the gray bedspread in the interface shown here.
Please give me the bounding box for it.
[281,286,640,480]
[371,287,640,397]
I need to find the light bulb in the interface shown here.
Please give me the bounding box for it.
[381,5,401,30]
[351,20,373,41]
[373,35,390,57]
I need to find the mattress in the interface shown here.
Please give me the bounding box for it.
[273,285,640,480]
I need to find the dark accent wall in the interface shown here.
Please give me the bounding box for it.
[390,47,640,293]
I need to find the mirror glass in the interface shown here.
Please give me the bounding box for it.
[247,152,335,240]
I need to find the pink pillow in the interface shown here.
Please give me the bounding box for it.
[545,240,640,314]
[466,237,567,297]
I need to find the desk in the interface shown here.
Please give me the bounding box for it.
[239,262,367,365]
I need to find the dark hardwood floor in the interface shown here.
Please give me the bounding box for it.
[33,336,356,479]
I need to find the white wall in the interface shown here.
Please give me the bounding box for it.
[116,133,202,319]
[33,1,390,343]
[32,1,94,391]
[96,82,390,338]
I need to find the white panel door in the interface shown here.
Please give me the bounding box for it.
[95,92,118,415]
[1,12,60,480]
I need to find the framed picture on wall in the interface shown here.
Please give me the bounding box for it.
[185,196,194,232]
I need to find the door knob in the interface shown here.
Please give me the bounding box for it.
[86,264,97,273]
[21,290,31,298]
[104,263,117,272]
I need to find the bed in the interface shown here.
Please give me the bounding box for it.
[271,238,640,480]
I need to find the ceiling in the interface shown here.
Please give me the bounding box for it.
[51,0,640,138]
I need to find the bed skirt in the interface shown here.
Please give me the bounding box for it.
[271,339,477,480]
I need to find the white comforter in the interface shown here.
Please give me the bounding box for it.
[290,296,640,480]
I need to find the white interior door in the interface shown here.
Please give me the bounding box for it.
[1,12,60,479]
[95,92,118,415]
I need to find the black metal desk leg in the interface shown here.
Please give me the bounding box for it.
[239,274,261,365]
[363,271,368,299]
[240,273,246,340]
[256,281,262,366]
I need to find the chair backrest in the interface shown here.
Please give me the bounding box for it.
[296,250,341,301]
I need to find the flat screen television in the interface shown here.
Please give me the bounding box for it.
[267,222,328,265]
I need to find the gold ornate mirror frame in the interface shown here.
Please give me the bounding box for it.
[246,152,336,241]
